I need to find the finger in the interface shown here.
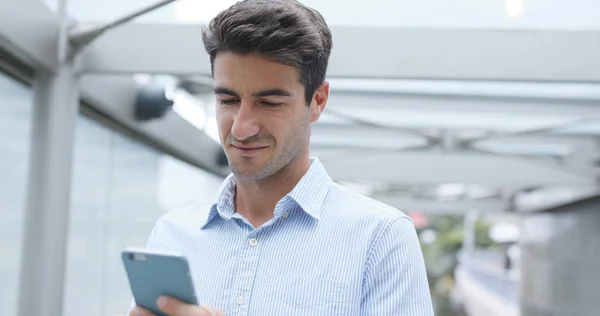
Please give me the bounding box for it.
[129,306,156,316]
[157,296,212,316]
[199,303,226,316]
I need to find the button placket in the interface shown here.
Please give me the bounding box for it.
[248,238,258,247]
[231,233,261,315]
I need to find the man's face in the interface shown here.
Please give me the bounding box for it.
[213,52,327,181]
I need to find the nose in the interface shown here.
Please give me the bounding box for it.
[230,101,260,141]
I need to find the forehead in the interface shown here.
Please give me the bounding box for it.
[213,52,302,93]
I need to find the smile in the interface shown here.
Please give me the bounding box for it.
[231,145,268,155]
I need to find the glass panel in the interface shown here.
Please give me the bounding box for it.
[63,115,113,316]
[64,115,224,316]
[0,73,33,316]
[63,0,600,30]
[97,130,165,315]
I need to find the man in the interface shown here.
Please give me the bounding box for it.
[130,0,433,315]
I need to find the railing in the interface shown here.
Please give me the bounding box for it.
[457,250,519,302]
[452,249,520,316]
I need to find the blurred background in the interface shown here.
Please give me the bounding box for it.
[2,0,600,315]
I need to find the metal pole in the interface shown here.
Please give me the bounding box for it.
[17,0,179,314]
[463,209,477,253]
[16,0,80,314]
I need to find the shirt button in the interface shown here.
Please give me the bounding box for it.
[236,295,245,305]
[282,211,289,218]
[248,238,258,246]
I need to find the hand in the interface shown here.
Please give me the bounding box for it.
[130,296,225,316]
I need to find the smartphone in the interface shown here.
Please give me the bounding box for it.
[122,247,199,316]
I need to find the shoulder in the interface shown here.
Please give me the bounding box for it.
[324,183,416,241]
[328,182,411,223]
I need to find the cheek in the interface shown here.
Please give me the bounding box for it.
[277,112,309,143]
[216,111,233,136]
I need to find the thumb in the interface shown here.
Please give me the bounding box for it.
[199,303,226,316]
[157,296,198,316]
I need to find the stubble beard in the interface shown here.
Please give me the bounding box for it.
[229,116,310,182]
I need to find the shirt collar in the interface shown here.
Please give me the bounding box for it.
[201,157,332,229]
[202,173,236,229]
[285,157,332,220]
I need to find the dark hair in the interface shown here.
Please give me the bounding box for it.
[202,0,333,105]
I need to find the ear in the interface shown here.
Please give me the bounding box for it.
[309,81,329,123]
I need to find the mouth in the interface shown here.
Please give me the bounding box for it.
[231,145,269,155]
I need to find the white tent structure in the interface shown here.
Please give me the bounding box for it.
[2,0,600,315]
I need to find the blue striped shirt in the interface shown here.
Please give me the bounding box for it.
[137,157,433,315]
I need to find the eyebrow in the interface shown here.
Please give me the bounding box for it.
[252,89,293,98]
[213,87,293,98]
[213,87,239,97]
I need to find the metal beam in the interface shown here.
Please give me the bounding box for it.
[311,124,427,149]
[78,23,209,75]
[311,123,600,151]
[17,17,78,315]
[327,78,600,101]
[329,91,600,114]
[323,93,600,131]
[316,150,596,187]
[80,75,229,176]
[78,23,600,82]
[68,0,177,58]
[513,186,600,212]
[329,27,600,81]
[369,195,509,214]
[0,0,60,73]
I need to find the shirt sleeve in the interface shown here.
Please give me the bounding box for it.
[361,216,434,315]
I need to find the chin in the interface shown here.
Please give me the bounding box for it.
[231,162,277,181]
[232,170,269,182]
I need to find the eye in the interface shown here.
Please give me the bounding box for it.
[260,100,283,107]
[220,99,239,105]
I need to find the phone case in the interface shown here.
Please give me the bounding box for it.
[122,248,199,316]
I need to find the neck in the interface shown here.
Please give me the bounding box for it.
[234,151,310,228]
